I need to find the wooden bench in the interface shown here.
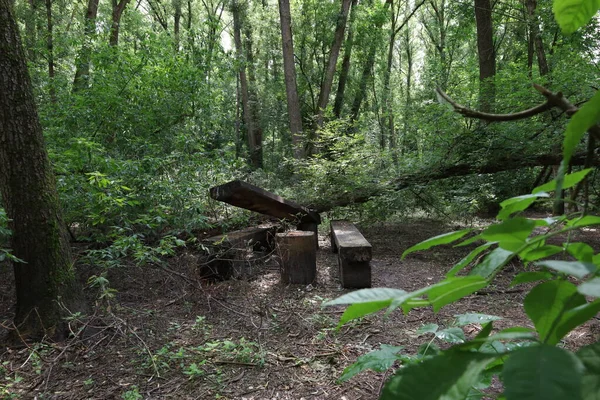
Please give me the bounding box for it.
[330,220,372,288]
[201,223,278,280]
[210,180,321,247]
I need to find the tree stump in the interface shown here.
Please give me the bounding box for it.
[276,231,316,284]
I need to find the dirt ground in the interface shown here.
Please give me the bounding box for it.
[1,217,599,400]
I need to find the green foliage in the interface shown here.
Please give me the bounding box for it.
[339,345,404,382]
[326,166,600,398]
[121,386,143,400]
[149,336,265,379]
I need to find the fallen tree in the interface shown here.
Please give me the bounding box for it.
[312,151,599,212]
[311,85,599,213]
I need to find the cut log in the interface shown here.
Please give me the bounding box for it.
[210,180,321,225]
[201,223,278,280]
[331,220,372,288]
[276,231,316,284]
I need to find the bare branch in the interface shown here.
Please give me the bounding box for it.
[436,87,552,121]
[437,85,600,142]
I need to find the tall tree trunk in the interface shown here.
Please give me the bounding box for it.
[382,0,400,150]
[526,0,548,77]
[73,0,100,92]
[44,0,56,103]
[474,0,495,112]
[421,0,450,91]
[232,0,262,169]
[278,0,304,159]
[403,26,413,154]
[110,0,130,46]
[0,0,85,340]
[25,0,41,61]
[333,0,358,119]
[173,0,182,51]
[245,25,263,168]
[350,0,391,124]
[315,0,352,129]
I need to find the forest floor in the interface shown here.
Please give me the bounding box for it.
[1,216,599,400]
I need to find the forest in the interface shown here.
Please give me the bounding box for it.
[1,0,600,398]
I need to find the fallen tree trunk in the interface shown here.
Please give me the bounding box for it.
[312,151,599,212]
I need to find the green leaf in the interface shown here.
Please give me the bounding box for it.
[474,322,495,341]
[503,344,584,400]
[381,350,497,400]
[455,234,483,247]
[402,229,472,259]
[446,243,494,278]
[489,327,537,342]
[481,218,536,251]
[520,245,564,262]
[416,323,439,335]
[564,93,600,163]
[497,193,550,221]
[565,243,595,262]
[427,276,489,312]
[576,342,600,400]
[469,247,514,278]
[534,168,594,193]
[554,300,600,345]
[454,313,502,326]
[417,342,441,358]
[578,278,600,297]
[339,301,389,326]
[510,271,553,287]
[567,215,600,228]
[338,345,404,382]
[436,327,466,344]
[537,260,597,279]
[324,288,407,306]
[524,280,584,343]
[554,0,600,34]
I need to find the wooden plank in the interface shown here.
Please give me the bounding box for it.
[330,220,372,262]
[201,223,278,280]
[331,220,372,288]
[203,223,278,250]
[210,180,321,224]
[276,231,316,284]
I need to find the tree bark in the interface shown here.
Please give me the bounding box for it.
[110,0,130,46]
[173,0,182,51]
[333,0,358,119]
[73,0,100,92]
[278,0,304,159]
[349,0,391,124]
[474,0,495,112]
[315,0,352,129]
[0,0,85,340]
[25,0,41,61]
[525,0,548,77]
[232,0,263,169]
[44,0,56,103]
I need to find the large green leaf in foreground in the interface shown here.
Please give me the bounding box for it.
[381,350,496,400]
[576,341,600,400]
[554,0,600,34]
[503,345,584,400]
[524,280,584,343]
[402,229,471,259]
